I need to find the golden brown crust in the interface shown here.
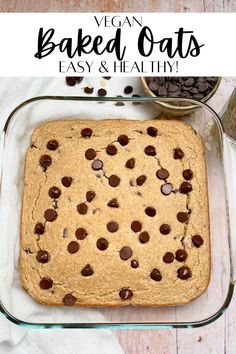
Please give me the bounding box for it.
[19,119,210,307]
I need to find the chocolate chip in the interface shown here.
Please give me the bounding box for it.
[183,169,193,180]
[47,139,59,150]
[36,250,50,263]
[44,209,57,222]
[39,277,53,290]
[156,168,169,180]
[48,186,61,199]
[81,264,93,276]
[86,190,96,202]
[124,85,133,94]
[66,77,77,86]
[159,224,170,235]
[161,183,173,195]
[76,77,83,83]
[107,198,119,208]
[97,88,107,96]
[125,158,135,169]
[106,144,117,155]
[61,176,73,187]
[180,182,193,194]
[150,269,162,281]
[107,221,119,233]
[92,159,103,170]
[139,231,150,243]
[85,148,96,160]
[108,175,120,187]
[84,86,94,94]
[75,228,88,240]
[67,241,80,254]
[177,212,189,223]
[77,203,88,215]
[39,155,52,170]
[147,126,158,137]
[175,249,188,262]
[102,76,111,80]
[81,128,93,138]
[131,220,142,232]
[119,288,133,300]
[145,207,156,217]
[177,266,192,280]
[131,260,139,268]
[173,148,184,159]
[136,175,146,186]
[34,223,45,235]
[63,294,76,306]
[120,246,133,260]
[192,235,204,248]
[97,238,109,251]
[118,134,129,146]
[144,145,156,156]
[163,252,174,263]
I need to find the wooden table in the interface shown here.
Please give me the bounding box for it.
[0,1,236,353]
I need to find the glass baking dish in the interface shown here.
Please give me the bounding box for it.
[0,95,235,329]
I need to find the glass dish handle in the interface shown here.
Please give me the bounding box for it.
[223,134,236,283]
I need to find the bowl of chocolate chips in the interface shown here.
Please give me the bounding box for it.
[141,76,221,115]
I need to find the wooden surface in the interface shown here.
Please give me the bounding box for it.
[1,1,236,353]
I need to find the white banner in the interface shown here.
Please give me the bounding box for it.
[0,13,235,76]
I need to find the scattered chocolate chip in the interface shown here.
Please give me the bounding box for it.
[39,277,53,290]
[183,169,193,180]
[147,126,158,137]
[81,128,93,138]
[97,238,109,251]
[39,155,52,170]
[159,224,170,235]
[145,207,156,217]
[139,231,150,243]
[34,223,45,235]
[81,264,93,276]
[108,175,120,187]
[177,266,192,280]
[107,198,119,208]
[63,294,76,306]
[76,77,83,83]
[150,269,162,281]
[85,148,96,160]
[161,183,173,195]
[84,86,94,94]
[44,209,57,222]
[97,88,107,96]
[180,181,193,194]
[86,190,96,202]
[36,250,50,263]
[119,288,133,300]
[136,175,146,186]
[77,203,88,215]
[92,159,103,170]
[66,77,77,86]
[124,85,133,94]
[125,158,135,169]
[163,252,174,263]
[175,249,188,262]
[67,241,80,254]
[47,139,59,150]
[102,76,111,80]
[61,176,73,187]
[144,145,156,156]
[106,144,117,155]
[131,260,139,268]
[173,148,184,159]
[131,220,142,232]
[177,212,189,223]
[156,168,169,180]
[118,134,129,146]
[48,186,61,199]
[120,246,133,260]
[107,221,119,233]
[192,235,204,248]
[75,228,88,240]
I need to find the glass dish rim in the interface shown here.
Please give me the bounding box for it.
[0,95,234,329]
